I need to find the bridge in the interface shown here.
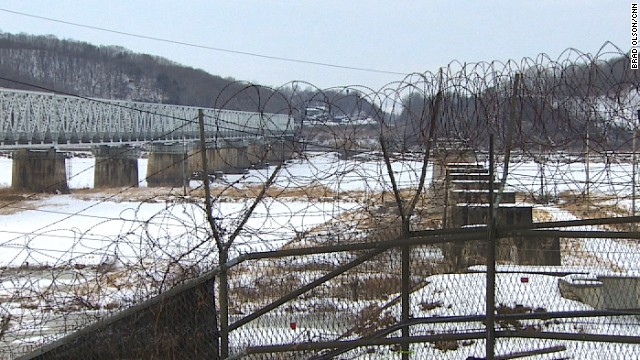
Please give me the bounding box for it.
[0,88,296,192]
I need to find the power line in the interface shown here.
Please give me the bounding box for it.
[0,8,408,77]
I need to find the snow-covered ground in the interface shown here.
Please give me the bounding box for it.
[0,151,430,267]
[0,195,360,266]
[534,206,640,274]
[400,272,640,359]
[499,157,637,198]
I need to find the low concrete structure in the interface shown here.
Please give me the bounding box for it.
[188,141,247,175]
[246,142,267,165]
[11,148,69,193]
[449,180,503,191]
[447,173,493,182]
[223,141,251,173]
[431,145,479,183]
[246,139,296,166]
[449,189,516,204]
[146,138,295,186]
[431,153,561,270]
[559,274,640,311]
[446,204,561,269]
[265,140,288,164]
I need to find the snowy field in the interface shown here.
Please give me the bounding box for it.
[0,152,430,267]
[502,158,638,198]
[0,195,361,266]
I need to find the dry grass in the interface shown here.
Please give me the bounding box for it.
[71,183,340,203]
[72,186,183,203]
[558,192,638,231]
[0,188,45,215]
[560,194,620,219]
[433,339,459,351]
[420,300,443,311]
[353,304,397,337]
[532,208,554,223]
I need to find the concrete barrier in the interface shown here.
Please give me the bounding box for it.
[559,275,640,311]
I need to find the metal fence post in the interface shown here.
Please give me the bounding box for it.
[402,241,411,360]
[486,134,496,360]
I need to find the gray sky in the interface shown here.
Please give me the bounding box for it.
[0,1,630,90]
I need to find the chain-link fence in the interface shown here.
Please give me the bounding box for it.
[15,215,640,359]
[2,43,640,359]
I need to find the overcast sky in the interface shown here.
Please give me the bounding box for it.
[0,1,630,90]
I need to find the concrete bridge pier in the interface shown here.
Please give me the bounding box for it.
[146,143,190,187]
[12,148,69,193]
[205,147,231,173]
[227,140,250,173]
[247,141,267,165]
[187,145,226,175]
[265,138,295,164]
[188,141,250,175]
[93,145,140,188]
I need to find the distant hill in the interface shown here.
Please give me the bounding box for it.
[0,32,290,113]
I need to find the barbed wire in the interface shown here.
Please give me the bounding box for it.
[1,44,640,359]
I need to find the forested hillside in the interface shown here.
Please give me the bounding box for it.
[393,53,640,151]
[0,31,386,122]
[0,32,293,113]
